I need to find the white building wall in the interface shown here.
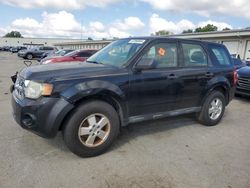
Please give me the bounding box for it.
[0,37,80,48]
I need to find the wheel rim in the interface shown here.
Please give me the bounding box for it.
[27,54,32,59]
[78,113,111,147]
[208,98,223,120]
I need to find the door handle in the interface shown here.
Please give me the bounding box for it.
[205,72,214,77]
[167,74,177,79]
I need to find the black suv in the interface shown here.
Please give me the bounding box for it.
[18,46,57,60]
[11,37,236,157]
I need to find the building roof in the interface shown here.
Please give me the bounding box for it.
[54,39,114,46]
[170,29,250,39]
[54,29,250,46]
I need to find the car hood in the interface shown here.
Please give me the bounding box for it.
[237,66,250,77]
[19,61,119,82]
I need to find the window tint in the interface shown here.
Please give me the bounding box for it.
[211,46,231,66]
[141,43,177,68]
[182,43,207,67]
[78,51,93,57]
[44,46,54,50]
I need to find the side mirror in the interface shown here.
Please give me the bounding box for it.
[135,58,157,71]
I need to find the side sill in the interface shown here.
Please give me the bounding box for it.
[128,107,201,124]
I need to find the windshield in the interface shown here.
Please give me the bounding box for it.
[87,39,146,67]
[65,50,78,57]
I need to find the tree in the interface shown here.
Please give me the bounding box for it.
[182,29,193,34]
[153,30,170,36]
[4,31,23,38]
[222,27,231,31]
[87,37,93,40]
[195,24,218,33]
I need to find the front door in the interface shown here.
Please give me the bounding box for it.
[128,41,180,117]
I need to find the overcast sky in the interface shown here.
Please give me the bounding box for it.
[0,0,250,39]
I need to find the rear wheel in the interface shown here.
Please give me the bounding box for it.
[197,91,226,126]
[63,101,120,157]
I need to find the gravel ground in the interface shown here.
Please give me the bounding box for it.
[0,52,249,188]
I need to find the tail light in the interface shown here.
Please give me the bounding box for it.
[233,70,238,86]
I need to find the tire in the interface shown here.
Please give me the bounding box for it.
[197,91,226,126]
[26,53,33,60]
[63,100,120,157]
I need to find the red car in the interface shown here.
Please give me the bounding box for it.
[42,49,98,64]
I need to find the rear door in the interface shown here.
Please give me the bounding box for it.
[174,41,211,109]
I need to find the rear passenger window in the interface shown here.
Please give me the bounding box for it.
[182,43,207,67]
[44,47,54,50]
[210,46,231,66]
[141,43,177,68]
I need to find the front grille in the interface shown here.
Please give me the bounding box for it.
[237,76,250,91]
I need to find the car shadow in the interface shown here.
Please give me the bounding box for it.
[111,114,197,152]
[45,114,198,155]
[234,95,250,102]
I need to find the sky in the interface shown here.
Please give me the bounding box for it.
[0,0,250,39]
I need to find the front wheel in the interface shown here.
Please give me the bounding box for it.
[63,101,120,157]
[197,91,226,126]
[26,53,33,60]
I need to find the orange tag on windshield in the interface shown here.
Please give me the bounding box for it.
[158,48,166,56]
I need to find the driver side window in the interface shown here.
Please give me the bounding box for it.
[140,42,178,68]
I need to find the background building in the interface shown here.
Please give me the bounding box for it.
[54,40,113,50]
[0,37,80,48]
[54,29,250,61]
[172,29,250,61]
[1,29,250,61]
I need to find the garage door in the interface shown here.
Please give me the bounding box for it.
[222,41,240,55]
[245,41,250,61]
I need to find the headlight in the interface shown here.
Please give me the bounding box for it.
[24,80,53,99]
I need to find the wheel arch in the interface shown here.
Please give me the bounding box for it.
[201,82,230,106]
[59,90,128,132]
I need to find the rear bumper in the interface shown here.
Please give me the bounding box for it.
[11,94,74,138]
[228,87,235,103]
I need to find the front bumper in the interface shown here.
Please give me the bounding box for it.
[236,77,250,96]
[236,87,250,96]
[11,93,74,138]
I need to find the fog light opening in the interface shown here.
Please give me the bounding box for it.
[22,114,35,128]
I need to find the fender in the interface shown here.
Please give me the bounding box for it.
[61,80,128,124]
[200,75,231,106]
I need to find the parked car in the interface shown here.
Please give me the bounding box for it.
[236,66,250,97]
[39,49,74,63]
[2,46,11,51]
[41,49,97,64]
[11,46,27,53]
[11,37,236,157]
[245,60,250,66]
[232,58,246,69]
[18,46,57,60]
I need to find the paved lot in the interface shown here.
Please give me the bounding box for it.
[0,52,249,188]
